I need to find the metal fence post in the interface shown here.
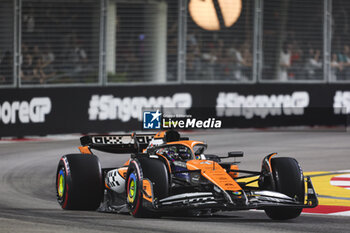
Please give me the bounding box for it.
[14,0,21,88]
[253,0,263,83]
[177,0,187,83]
[99,0,107,86]
[324,0,332,82]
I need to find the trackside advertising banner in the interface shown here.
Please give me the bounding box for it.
[0,84,349,137]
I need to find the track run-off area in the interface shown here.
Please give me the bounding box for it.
[0,130,349,233]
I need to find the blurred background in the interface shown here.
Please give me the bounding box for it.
[0,0,349,137]
[2,0,349,85]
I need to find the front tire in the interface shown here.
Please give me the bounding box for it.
[264,157,305,220]
[126,158,169,217]
[56,154,103,210]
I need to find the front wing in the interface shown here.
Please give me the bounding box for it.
[143,176,318,212]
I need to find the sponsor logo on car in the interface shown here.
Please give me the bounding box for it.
[200,161,212,165]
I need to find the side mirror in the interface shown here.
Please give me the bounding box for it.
[228,151,244,158]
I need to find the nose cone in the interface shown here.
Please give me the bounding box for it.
[186,160,242,191]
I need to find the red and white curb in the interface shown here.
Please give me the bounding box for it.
[303,205,350,216]
[330,174,350,190]
[302,170,350,216]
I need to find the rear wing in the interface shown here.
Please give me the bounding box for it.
[80,134,155,154]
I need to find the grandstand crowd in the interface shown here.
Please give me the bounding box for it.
[1,0,350,84]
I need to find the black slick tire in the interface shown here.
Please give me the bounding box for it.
[56,154,103,210]
[264,157,305,220]
[126,157,169,218]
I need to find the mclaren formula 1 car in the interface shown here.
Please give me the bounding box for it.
[56,130,318,220]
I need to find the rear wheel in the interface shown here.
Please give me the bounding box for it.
[264,157,305,220]
[126,158,169,217]
[56,154,103,210]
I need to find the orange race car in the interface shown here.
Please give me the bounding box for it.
[55,130,318,220]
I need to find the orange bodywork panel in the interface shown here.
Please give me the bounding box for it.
[186,160,242,191]
[229,164,239,178]
[268,153,277,172]
[142,179,153,203]
[123,159,130,167]
[155,153,172,173]
[154,131,166,139]
[118,167,128,179]
[166,140,205,157]
[78,146,92,154]
[167,140,204,149]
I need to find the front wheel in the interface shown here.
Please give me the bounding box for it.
[264,157,305,220]
[126,158,169,217]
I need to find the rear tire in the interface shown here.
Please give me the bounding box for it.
[264,157,305,220]
[126,157,169,217]
[56,154,103,210]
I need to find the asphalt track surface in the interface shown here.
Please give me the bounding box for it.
[1,130,350,233]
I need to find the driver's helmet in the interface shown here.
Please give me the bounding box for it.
[166,147,177,161]
[164,146,177,162]
[178,147,191,161]
[166,145,191,161]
